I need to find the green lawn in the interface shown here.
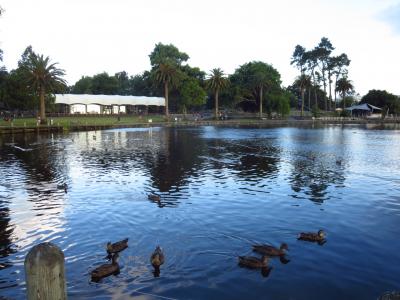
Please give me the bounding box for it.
[0,115,167,128]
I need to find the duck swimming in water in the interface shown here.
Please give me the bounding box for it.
[106,238,128,255]
[238,255,268,269]
[252,243,289,257]
[298,230,326,242]
[150,246,165,268]
[150,246,165,277]
[91,253,120,282]
[148,194,161,202]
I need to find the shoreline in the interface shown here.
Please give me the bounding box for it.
[0,118,399,135]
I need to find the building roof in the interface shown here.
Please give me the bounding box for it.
[55,94,165,106]
[345,103,382,111]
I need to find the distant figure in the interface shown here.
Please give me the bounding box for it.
[150,246,165,277]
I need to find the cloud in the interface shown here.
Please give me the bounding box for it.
[379,3,400,34]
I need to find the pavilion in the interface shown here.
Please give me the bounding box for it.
[55,94,165,114]
[345,103,382,118]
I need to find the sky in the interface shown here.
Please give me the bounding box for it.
[1,0,400,96]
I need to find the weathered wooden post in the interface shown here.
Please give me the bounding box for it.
[24,242,67,300]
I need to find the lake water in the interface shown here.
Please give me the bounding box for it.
[1,125,400,300]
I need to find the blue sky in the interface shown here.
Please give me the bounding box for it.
[0,0,399,96]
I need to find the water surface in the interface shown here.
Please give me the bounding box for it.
[1,125,400,299]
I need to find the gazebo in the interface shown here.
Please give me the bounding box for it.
[345,103,382,117]
[55,94,165,115]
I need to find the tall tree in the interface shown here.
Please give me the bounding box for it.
[291,45,308,115]
[336,77,354,110]
[314,37,334,111]
[23,50,67,123]
[293,74,311,116]
[206,68,229,119]
[153,63,181,117]
[231,61,281,117]
[332,53,351,109]
[305,50,319,110]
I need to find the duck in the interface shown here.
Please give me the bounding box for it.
[106,238,128,255]
[91,253,120,282]
[150,246,165,269]
[57,183,68,193]
[148,194,161,202]
[238,255,268,269]
[252,243,289,257]
[298,230,326,242]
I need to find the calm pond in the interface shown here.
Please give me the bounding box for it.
[1,125,400,300]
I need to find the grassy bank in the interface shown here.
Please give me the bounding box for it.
[0,115,166,128]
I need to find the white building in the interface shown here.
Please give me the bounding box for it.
[55,94,165,114]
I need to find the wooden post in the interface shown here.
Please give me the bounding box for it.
[24,242,67,300]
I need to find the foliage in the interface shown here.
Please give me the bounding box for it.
[149,43,189,67]
[19,47,66,122]
[206,68,229,118]
[71,76,92,94]
[336,77,354,109]
[91,72,119,95]
[180,77,207,112]
[22,50,67,94]
[361,90,400,114]
[269,89,291,117]
[231,61,281,104]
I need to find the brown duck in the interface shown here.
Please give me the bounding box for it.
[148,194,161,202]
[91,253,120,282]
[150,246,165,268]
[238,256,268,269]
[298,230,326,242]
[106,238,128,254]
[252,243,289,256]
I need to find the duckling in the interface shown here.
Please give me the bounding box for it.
[150,246,165,268]
[91,253,120,282]
[238,255,268,269]
[148,194,161,202]
[106,238,128,255]
[298,230,326,242]
[252,243,289,257]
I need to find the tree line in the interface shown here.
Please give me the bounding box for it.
[1,39,399,123]
[70,43,291,118]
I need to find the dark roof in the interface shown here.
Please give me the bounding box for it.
[345,103,382,111]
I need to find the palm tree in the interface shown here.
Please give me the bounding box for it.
[206,68,229,119]
[24,52,66,124]
[336,77,354,110]
[294,74,311,116]
[154,63,180,117]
